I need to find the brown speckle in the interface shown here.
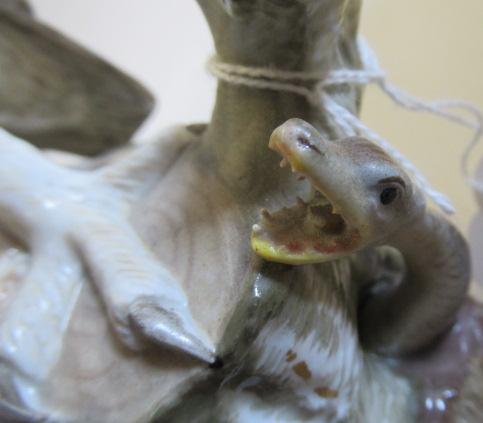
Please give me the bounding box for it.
[292,361,312,381]
[314,386,338,398]
[286,349,297,362]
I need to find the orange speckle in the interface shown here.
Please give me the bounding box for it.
[286,349,297,362]
[292,361,312,381]
[314,386,338,398]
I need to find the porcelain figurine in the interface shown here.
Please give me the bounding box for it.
[0,1,482,422]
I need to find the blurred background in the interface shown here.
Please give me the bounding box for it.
[29,0,483,287]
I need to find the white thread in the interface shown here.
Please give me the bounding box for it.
[208,37,483,215]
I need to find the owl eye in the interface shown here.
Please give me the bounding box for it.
[380,187,398,205]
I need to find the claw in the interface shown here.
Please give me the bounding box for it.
[128,297,216,364]
[0,128,213,417]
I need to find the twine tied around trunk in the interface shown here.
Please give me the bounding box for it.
[208,37,483,215]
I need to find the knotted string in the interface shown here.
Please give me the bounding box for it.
[207,37,483,215]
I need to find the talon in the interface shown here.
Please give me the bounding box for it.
[208,356,224,370]
[128,297,216,365]
[280,158,288,168]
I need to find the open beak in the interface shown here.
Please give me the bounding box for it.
[251,122,361,265]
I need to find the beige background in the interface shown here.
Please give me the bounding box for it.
[29,0,483,286]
